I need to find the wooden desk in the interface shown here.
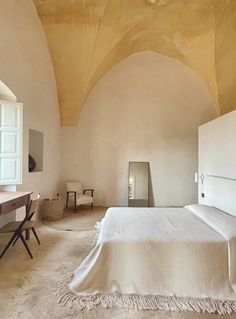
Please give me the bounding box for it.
[0,191,32,239]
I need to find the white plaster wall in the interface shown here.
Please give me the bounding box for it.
[198,110,236,205]
[61,52,218,207]
[0,0,61,223]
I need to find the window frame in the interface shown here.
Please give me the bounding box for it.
[0,100,23,185]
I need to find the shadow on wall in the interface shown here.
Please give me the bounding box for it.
[148,166,155,207]
[0,80,17,102]
[61,51,218,207]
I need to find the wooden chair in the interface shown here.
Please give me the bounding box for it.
[66,182,94,213]
[0,194,40,259]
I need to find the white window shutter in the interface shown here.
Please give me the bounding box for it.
[0,101,23,185]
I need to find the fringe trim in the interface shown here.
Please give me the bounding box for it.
[55,276,236,315]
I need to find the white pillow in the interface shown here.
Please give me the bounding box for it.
[185,203,236,218]
[185,204,236,236]
[185,204,220,215]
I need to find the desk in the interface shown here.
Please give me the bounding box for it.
[0,191,32,239]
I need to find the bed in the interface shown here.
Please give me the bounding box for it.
[57,204,236,314]
[57,112,236,314]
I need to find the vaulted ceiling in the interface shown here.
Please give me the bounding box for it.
[33,0,236,126]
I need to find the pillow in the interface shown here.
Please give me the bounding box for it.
[185,204,221,216]
[185,204,236,236]
[185,202,236,218]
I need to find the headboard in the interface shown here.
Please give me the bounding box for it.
[198,110,236,216]
[199,175,236,216]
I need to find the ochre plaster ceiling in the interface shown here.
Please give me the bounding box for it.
[33,0,236,126]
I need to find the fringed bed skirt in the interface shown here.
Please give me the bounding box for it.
[56,277,236,315]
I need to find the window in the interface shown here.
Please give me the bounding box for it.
[0,100,23,185]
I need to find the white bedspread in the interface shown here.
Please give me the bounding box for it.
[68,206,236,301]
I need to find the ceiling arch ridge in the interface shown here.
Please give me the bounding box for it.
[81,50,219,128]
[33,0,231,126]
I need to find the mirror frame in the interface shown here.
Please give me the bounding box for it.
[128,161,150,207]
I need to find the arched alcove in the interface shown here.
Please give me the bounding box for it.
[61,51,218,206]
[34,0,221,125]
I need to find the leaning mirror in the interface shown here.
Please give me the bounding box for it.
[128,162,149,207]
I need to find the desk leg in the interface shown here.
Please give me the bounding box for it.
[25,195,31,240]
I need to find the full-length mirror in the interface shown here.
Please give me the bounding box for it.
[128,162,149,207]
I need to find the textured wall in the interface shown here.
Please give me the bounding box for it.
[34,0,223,125]
[198,110,236,214]
[61,52,217,207]
[0,0,61,221]
[215,0,236,115]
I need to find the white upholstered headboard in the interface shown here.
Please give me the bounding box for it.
[199,175,236,216]
[198,110,236,216]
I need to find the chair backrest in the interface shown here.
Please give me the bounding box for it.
[15,194,40,233]
[27,193,40,220]
[66,182,83,194]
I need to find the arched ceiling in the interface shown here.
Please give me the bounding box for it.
[33,0,236,126]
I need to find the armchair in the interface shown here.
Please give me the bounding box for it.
[66,182,95,213]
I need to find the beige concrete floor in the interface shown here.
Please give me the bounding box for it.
[43,206,106,231]
[0,207,235,319]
